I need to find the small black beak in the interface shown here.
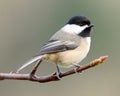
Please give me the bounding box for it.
[88,24,94,28]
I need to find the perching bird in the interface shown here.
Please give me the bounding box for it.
[14,16,94,77]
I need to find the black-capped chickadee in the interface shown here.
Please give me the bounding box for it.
[14,16,94,76]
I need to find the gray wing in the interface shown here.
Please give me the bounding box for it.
[37,40,79,55]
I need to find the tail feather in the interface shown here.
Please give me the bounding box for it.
[15,55,43,73]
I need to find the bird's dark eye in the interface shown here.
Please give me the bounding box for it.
[80,23,86,26]
[80,21,90,26]
[67,16,91,27]
[76,20,86,26]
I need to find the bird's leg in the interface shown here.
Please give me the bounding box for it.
[56,64,62,79]
[30,60,42,76]
[73,64,82,73]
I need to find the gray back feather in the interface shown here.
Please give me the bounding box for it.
[36,30,81,56]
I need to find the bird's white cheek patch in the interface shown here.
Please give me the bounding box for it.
[61,24,88,34]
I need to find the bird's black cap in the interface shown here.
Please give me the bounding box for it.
[67,16,91,26]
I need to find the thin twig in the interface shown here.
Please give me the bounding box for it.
[0,56,108,83]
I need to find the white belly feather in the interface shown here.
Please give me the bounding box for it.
[46,37,91,68]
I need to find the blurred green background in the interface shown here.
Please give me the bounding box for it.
[0,0,119,96]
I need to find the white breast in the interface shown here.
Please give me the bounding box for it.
[45,37,91,68]
[57,37,91,68]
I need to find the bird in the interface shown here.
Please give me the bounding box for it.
[14,16,94,78]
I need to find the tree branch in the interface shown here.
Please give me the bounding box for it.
[0,56,108,83]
